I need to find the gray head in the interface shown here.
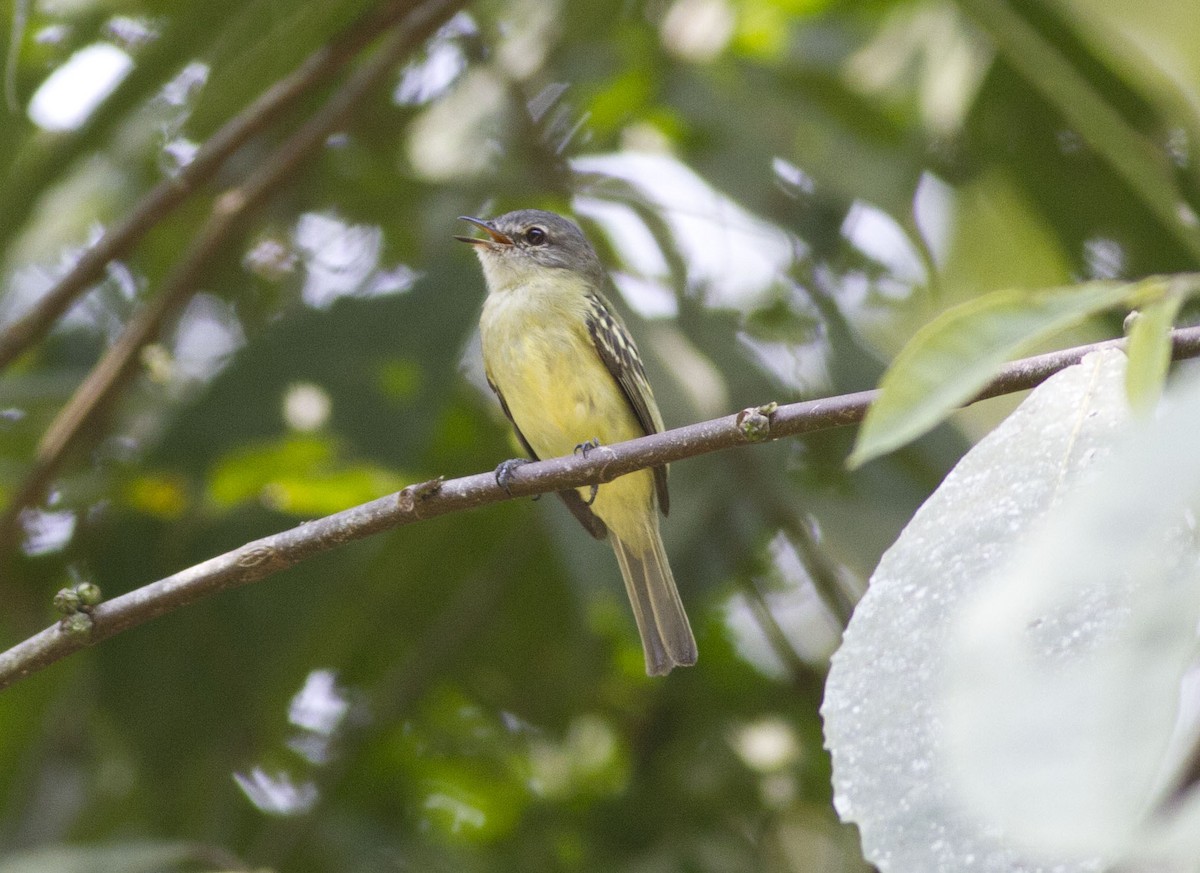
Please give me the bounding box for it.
[456,209,605,292]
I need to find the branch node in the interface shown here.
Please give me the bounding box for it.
[76,582,102,607]
[237,544,277,569]
[59,610,94,636]
[736,402,778,442]
[588,445,619,483]
[53,587,82,615]
[53,581,102,635]
[398,476,444,515]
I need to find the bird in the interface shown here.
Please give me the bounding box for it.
[456,209,697,676]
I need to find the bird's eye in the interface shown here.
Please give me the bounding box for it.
[525,227,547,246]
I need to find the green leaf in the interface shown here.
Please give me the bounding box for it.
[121,472,190,519]
[826,350,1136,872]
[847,278,1157,467]
[1124,293,1185,414]
[258,465,404,516]
[207,435,405,515]
[945,354,1200,863]
[208,435,333,507]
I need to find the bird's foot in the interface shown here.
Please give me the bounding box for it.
[574,437,601,458]
[574,438,604,505]
[494,458,535,498]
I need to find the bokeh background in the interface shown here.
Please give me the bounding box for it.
[1,0,1197,870]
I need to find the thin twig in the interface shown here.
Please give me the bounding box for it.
[776,499,859,629]
[736,573,827,698]
[0,0,442,371]
[0,0,466,553]
[3,324,1200,691]
[732,452,860,628]
[4,0,28,113]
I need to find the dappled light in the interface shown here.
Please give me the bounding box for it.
[28,43,132,131]
[233,768,320,817]
[576,152,797,308]
[18,507,75,557]
[293,212,416,308]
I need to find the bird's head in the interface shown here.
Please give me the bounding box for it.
[456,209,603,291]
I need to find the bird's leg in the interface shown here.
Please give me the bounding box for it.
[494,458,538,499]
[574,438,603,505]
[574,437,601,457]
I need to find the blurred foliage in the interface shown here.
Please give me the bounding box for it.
[0,0,1197,870]
[849,274,1186,465]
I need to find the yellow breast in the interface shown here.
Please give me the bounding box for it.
[479,274,655,544]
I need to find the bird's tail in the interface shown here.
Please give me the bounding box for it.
[611,524,697,676]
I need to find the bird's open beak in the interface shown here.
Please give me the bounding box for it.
[455,216,513,246]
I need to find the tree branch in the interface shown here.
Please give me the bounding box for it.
[0,0,445,372]
[0,0,467,554]
[3,325,1200,691]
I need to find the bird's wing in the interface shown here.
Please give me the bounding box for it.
[583,292,671,516]
[487,376,608,540]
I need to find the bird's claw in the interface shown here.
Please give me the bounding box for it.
[574,437,601,457]
[495,458,533,497]
[574,438,603,504]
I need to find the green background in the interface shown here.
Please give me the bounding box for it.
[1,0,1196,869]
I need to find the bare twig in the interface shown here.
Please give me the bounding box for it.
[0,0,466,552]
[3,324,1200,691]
[775,498,860,628]
[732,452,861,628]
[736,573,827,698]
[0,0,444,371]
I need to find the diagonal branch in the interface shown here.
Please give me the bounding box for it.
[3,324,1200,692]
[0,0,467,554]
[0,0,446,372]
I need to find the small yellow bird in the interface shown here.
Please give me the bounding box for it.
[457,209,697,676]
